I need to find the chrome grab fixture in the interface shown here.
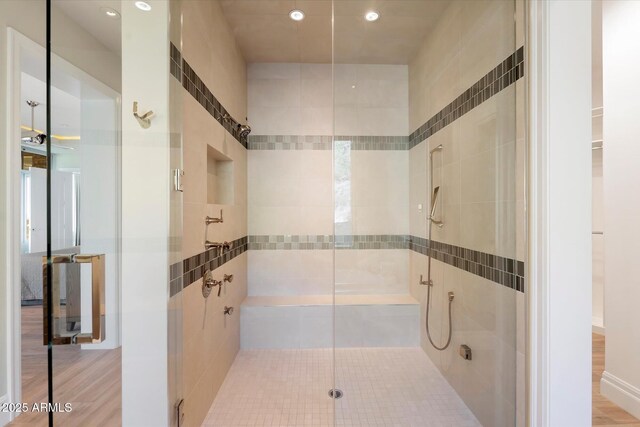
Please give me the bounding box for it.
[133,101,154,129]
[202,269,223,298]
[206,209,224,225]
[224,306,234,315]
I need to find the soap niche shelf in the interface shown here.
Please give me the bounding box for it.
[207,145,234,205]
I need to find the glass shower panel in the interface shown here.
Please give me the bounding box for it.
[332,1,523,426]
[47,1,122,423]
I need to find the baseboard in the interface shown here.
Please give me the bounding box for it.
[592,319,605,335]
[601,371,640,420]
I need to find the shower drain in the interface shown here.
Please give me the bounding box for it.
[328,389,343,399]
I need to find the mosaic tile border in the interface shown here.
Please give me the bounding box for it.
[409,236,525,293]
[247,234,524,293]
[247,135,410,151]
[170,43,247,148]
[248,234,406,250]
[169,236,248,297]
[409,46,525,149]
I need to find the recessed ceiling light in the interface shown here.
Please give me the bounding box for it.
[365,11,380,22]
[100,7,120,18]
[135,1,152,11]
[289,9,305,21]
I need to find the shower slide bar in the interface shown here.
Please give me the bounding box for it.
[422,144,455,352]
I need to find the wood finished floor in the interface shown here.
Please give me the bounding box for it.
[9,306,121,427]
[593,333,640,426]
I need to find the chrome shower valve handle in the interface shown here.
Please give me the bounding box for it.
[202,270,223,298]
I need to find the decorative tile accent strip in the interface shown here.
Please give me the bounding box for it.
[170,42,182,80]
[248,234,407,250]
[334,234,408,250]
[409,46,525,149]
[409,236,525,293]
[249,235,334,250]
[248,135,410,151]
[170,42,247,148]
[247,234,524,293]
[169,236,248,297]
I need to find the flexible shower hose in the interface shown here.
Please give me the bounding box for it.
[425,278,453,351]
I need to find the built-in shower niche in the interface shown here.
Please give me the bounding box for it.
[207,145,234,205]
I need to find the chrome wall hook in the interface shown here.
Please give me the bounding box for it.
[133,101,154,129]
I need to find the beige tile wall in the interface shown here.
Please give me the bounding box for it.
[408,0,525,426]
[247,62,410,299]
[180,1,248,425]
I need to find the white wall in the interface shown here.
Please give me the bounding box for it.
[592,0,605,333]
[528,1,592,425]
[601,0,640,418]
[120,1,170,425]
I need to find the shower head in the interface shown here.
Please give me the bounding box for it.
[430,186,440,218]
[238,124,251,139]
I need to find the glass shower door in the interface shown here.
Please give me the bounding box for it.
[43,0,122,425]
[42,1,122,424]
[42,2,183,425]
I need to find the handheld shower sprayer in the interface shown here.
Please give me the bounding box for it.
[430,186,440,219]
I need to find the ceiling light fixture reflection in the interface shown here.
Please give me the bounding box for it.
[101,7,120,18]
[135,1,152,11]
[289,9,305,21]
[20,126,81,141]
[365,11,380,22]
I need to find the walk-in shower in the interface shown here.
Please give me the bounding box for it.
[178,1,525,426]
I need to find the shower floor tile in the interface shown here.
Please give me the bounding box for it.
[203,348,480,427]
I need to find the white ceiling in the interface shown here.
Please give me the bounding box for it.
[21,73,82,153]
[220,0,450,64]
[54,0,121,55]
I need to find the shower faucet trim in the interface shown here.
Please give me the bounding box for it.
[205,240,233,256]
[202,270,222,298]
[206,209,224,225]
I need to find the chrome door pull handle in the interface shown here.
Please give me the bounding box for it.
[43,253,106,345]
